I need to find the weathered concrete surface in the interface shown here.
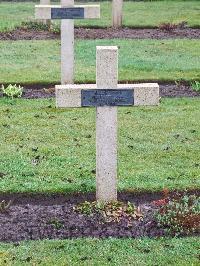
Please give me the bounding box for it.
[112,0,123,27]
[35,5,100,20]
[133,84,159,106]
[39,0,51,25]
[56,83,159,108]
[60,0,74,85]
[95,46,118,202]
[56,84,96,107]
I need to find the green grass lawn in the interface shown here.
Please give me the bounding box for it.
[0,1,199,32]
[0,237,199,265]
[0,39,199,85]
[0,97,199,193]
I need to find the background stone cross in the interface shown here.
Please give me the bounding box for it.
[56,46,159,202]
[35,0,100,85]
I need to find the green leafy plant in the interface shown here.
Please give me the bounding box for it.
[0,200,12,213]
[158,21,187,31]
[74,201,143,225]
[155,194,200,236]
[21,21,60,34]
[191,81,200,92]
[1,84,23,99]
[50,24,60,34]
[75,201,94,215]
[47,218,63,230]
[158,23,177,31]
[21,21,50,31]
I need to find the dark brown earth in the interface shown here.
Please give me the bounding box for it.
[0,192,180,242]
[0,83,199,99]
[0,202,162,242]
[0,191,163,206]
[0,192,162,242]
[0,27,200,40]
[159,83,200,98]
[0,191,199,242]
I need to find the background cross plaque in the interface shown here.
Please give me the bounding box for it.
[35,0,100,85]
[56,46,159,202]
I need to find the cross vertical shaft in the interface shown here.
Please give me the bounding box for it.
[40,0,51,26]
[61,0,74,84]
[112,0,123,27]
[96,46,118,202]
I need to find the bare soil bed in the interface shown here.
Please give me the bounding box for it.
[0,190,199,242]
[0,191,195,243]
[0,83,198,99]
[0,27,200,41]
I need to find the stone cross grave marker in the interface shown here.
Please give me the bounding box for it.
[112,0,123,28]
[39,0,51,26]
[56,46,159,202]
[35,0,100,85]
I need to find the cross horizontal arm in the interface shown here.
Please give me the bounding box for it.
[35,5,100,20]
[56,83,159,108]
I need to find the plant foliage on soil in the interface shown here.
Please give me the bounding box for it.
[191,81,200,92]
[74,201,143,225]
[1,84,23,99]
[0,200,12,213]
[155,193,200,236]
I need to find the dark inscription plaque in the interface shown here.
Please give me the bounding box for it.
[51,8,84,19]
[81,89,134,107]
